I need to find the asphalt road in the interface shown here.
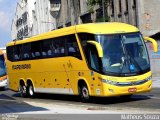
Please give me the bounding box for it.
[0,87,160,119]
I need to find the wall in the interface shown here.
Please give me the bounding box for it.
[11,0,36,40]
[147,41,160,77]
[110,0,137,26]
[137,0,160,36]
[32,0,56,36]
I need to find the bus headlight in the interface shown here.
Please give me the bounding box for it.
[102,79,118,85]
[101,75,152,86]
[146,76,152,81]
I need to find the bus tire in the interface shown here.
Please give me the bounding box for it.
[78,84,90,102]
[19,84,28,98]
[28,83,35,98]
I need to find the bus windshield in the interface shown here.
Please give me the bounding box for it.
[95,32,150,76]
[0,54,6,77]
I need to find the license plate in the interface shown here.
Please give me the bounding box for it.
[128,88,137,92]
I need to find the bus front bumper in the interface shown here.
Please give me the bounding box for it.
[102,80,152,97]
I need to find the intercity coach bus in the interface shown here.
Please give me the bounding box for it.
[6,22,158,102]
[0,48,7,90]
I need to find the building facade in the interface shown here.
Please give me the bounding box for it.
[11,0,56,40]
[32,0,56,36]
[109,0,160,37]
[12,0,160,40]
[11,0,36,40]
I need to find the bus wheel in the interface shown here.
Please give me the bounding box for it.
[19,84,27,97]
[28,84,35,98]
[79,84,90,102]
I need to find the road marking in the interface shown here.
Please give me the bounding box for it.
[149,96,160,100]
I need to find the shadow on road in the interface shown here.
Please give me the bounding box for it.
[13,92,151,105]
[0,94,48,114]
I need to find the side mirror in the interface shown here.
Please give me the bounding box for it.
[87,41,103,58]
[144,37,158,52]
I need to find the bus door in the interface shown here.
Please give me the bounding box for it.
[85,43,103,96]
[65,35,88,94]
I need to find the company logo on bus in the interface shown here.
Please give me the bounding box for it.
[12,64,31,70]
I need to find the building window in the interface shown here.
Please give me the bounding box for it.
[80,13,92,23]
[57,26,63,29]
[65,22,71,27]
[117,0,122,17]
[124,0,128,15]
[78,0,81,12]
[132,0,136,9]
[50,0,61,8]
[24,0,27,4]
[111,0,114,16]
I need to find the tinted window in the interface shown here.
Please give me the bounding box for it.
[78,33,95,60]
[66,35,81,59]
[0,54,6,76]
[21,43,31,60]
[86,44,101,72]
[31,41,42,59]
[7,34,81,61]
[78,33,95,54]
[7,46,14,61]
[13,45,22,61]
[41,39,54,58]
[53,37,65,57]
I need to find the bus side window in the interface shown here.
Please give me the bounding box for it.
[21,43,31,60]
[66,35,81,59]
[69,46,76,53]
[13,45,21,61]
[35,52,40,57]
[31,41,42,59]
[53,37,65,57]
[42,51,47,57]
[32,53,35,58]
[87,44,100,71]
[14,54,19,60]
[47,50,52,56]
[23,53,29,59]
[41,39,54,58]
[7,46,14,61]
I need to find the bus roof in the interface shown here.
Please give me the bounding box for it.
[75,22,139,34]
[7,22,139,46]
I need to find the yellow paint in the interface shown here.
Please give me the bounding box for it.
[87,41,103,57]
[144,37,158,52]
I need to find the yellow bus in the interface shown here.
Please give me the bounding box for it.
[0,48,7,90]
[6,22,158,102]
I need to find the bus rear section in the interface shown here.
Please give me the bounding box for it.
[0,49,7,90]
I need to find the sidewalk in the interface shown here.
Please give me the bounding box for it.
[152,76,160,88]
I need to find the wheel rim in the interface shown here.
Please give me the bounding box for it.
[20,85,26,96]
[82,87,89,99]
[29,86,34,96]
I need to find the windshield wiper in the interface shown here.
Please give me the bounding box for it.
[119,35,143,74]
[126,50,143,72]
